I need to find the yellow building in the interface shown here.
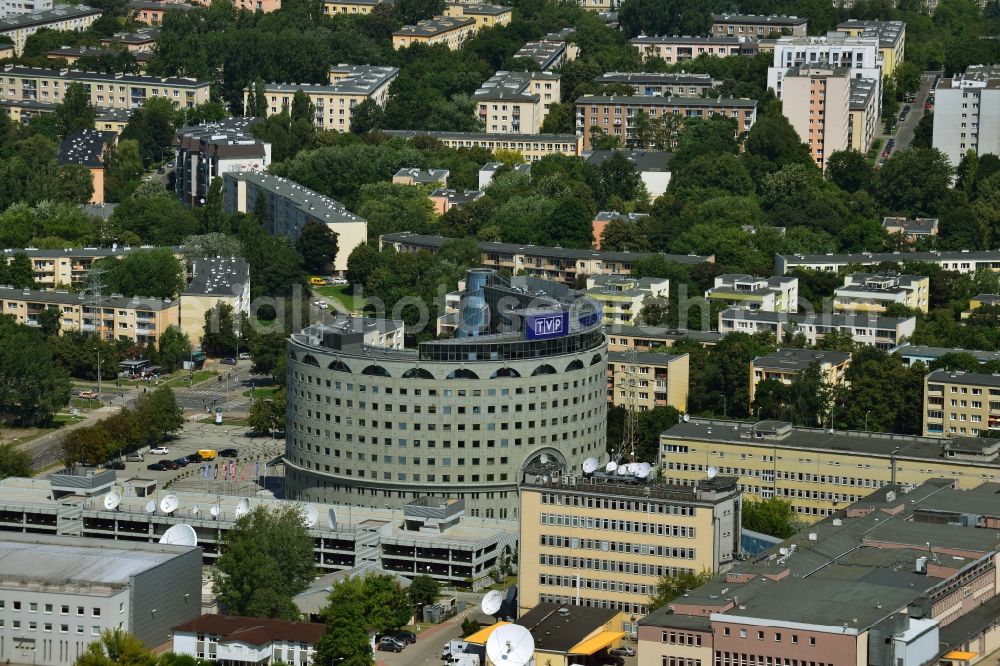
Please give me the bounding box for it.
[322,0,386,14]
[0,286,179,344]
[923,369,1000,438]
[749,348,851,407]
[833,272,929,314]
[179,257,250,347]
[961,293,1000,320]
[392,15,477,50]
[586,275,669,326]
[607,350,689,413]
[1,246,182,289]
[605,326,723,351]
[849,77,879,153]
[381,129,584,160]
[835,20,905,77]
[0,5,101,56]
[519,476,741,618]
[659,418,1000,521]
[442,2,511,28]
[473,70,560,135]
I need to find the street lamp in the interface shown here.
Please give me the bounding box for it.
[864,410,872,432]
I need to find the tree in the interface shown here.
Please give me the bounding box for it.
[316,577,373,666]
[59,163,95,204]
[122,97,178,165]
[213,504,316,619]
[648,570,714,610]
[362,573,413,633]
[250,331,288,382]
[408,574,440,609]
[460,617,480,638]
[396,0,445,25]
[874,147,954,216]
[600,217,651,252]
[669,153,754,200]
[826,150,873,193]
[0,315,71,425]
[639,300,669,326]
[202,302,239,357]
[597,151,647,204]
[619,0,712,38]
[156,326,192,373]
[290,89,316,125]
[248,394,284,435]
[6,253,35,288]
[74,628,156,666]
[38,306,61,337]
[744,114,815,183]
[55,82,96,138]
[349,98,384,134]
[0,442,32,480]
[132,386,183,445]
[104,139,144,202]
[109,180,198,244]
[95,248,185,299]
[911,113,933,149]
[742,498,798,538]
[295,221,339,274]
[182,232,243,258]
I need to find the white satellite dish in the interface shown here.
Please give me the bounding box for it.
[683,413,690,422]
[486,624,535,666]
[159,524,197,546]
[626,462,640,475]
[234,497,251,519]
[605,461,618,473]
[160,494,179,514]
[192,505,200,516]
[301,504,319,528]
[706,466,718,480]
[327,508,337,529]
[144,500,156,514]
[481,589,504,615]
[779,547,789,556]
[635,462,652,479]
[582,457,599,474]
[104,490,121,511]
[210,504,221,519]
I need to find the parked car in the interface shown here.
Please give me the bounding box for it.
[610,646,636,657]
[173,457,190,467]
[186,453,205,463]
[390,631,416,644]
[238,352,251,360]
[147,462,168,471]
[219,448,239,458]
[126,453,144,462]
[220,357,237,365]
[105,461,126,470]
[167,161,175,168]
[78,390,98,399]
[156,167,165,174]
[161,460,180,470]
[149,446,169,455]
[377,637,404,652]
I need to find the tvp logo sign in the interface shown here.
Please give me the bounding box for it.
[525,311,569,340]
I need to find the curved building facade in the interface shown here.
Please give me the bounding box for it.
[284,272,608,519]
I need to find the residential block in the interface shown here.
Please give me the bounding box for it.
[586,274,669,325]
[781,65,850,170]
[474,70,560,134]
[712,13,807,38]
[0,4,99,55]
[382,129,584,159]
[719,307,916,349]
[392,15,476,50]
[833,272,930,314]
[932,64,1000,168]
[631,35,758,63]
[706,274,799,313]
[923,369,1000,437]
[607,350,689,412]
[749,348,851,406]
[173,118,272,207]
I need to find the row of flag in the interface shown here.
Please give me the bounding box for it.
[200,461,267,481]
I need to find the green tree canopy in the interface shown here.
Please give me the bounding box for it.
[742,498,798,538]
[94,248,185,299]
[295,221,339,274]
[55,83,97,138]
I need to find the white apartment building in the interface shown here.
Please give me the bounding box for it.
[172,615,322,666]
[0,5,99,55]
[705,274,799,312]
[718,307,917,349]
[473,70,560,134]
[932,64,1000,168]
[0,0,51,18]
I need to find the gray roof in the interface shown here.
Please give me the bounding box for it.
[596,71,716,87]
[429,188,484,206]
[0,286,177,310]
[927,369,1000,389]
[776,250,1000,270]
[382,129,579,144]
[719,307,915,330]
[473,70,559,102]
[712,13,807,26]
[609,350,686,367]
[592,211,649,222]
[0,4,100,31]
[58,129,114,167]
[603,323,724,344]
[1,244,175,258]
[577,94,757,108]
[586,149,671,172]
[182,256,250,297]
[445,2,509,14]
[912,482,1000,519]
[394,167,449,183]
[224,172,365,225]
[516,603,621,653]
[882,216,939,234]
[836,19,905,48]
[752,348,851,371]
[128,0,193,10]
[260,65,397,96]
[891,344,1000,365]
[393,15,473,37]
[103,28,158,44]
[174,117,268,159]
[0,64,208,89]
[630,34,753,46]
[513,40,565,70]
[849,77,877,109]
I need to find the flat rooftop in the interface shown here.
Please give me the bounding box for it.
[0,286,176,310]
[712,13,807,25]
[752,348,851,371]
[382,129,580,144]
[225,172,364,225]
[927,369,1000,389]
[892,345,1000,365]
[517,602,620,653]
[0,4,100,31]
[263,64,397,96]
[0,64,208,89]
[393,15,474,37]
[578,94,757,108]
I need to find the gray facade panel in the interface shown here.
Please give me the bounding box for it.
[128,547,202,649]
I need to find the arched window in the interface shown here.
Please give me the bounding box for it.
[490,367,521,379]
[447,368,479,380]
[531,364,556,376]
[590,353,603,366]
[302,354,320,368]
[328,359,351,373]
[402,367,434,379]
[565,359,584,372]
[361,365,391,377]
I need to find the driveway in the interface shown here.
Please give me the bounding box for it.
[890,71,937,156]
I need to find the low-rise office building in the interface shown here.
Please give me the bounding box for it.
[882,216,939,245]
[712,13,807,37]
[576,94,757,149]
[631,34,758,63]
[595,71,716,97]
[638,479,1000,666]
[0,532,201,666]
[172,615,322,664]
[1,0,52,18]
[429,187,484,214]
[923,369,1000,437]
[833,272,930,313]
[585,149,671,197]
[892,343,1000,368]
[57,128,114,204]
[962,293,1000,319]
[607,349,689,412]
[781,65,850,170]
[520,475,741,618]
[932,64,1000,169]
[392,167,449,186]
[382,128,583,160]
[249,65,397,132]
[848,76,878,152]
[749,348,851,405]
[586,274,669,325]
[392,15,476,50]
[442,2,510,28]
[705,274,798,313]
[775,250,1000,275]
[223,172,366,275]
[173,118,271,207]
[659,418,1000,519]
[718,307,917,349]
[179,256,250,346]
[474,70,560,134]
[591,211,649,249]
[0,4,100,55]
[835,19,906,77]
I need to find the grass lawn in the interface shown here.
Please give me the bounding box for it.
[242,386,281,399]
[218,417,250,426]
[315,284,364,312]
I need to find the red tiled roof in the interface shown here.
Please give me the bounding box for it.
[173,614,324,646]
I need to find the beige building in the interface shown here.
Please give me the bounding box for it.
[1,245,180,289]
[833,272,930,314]
[659,418,1000,520]
[882,216,939,245]
[474,70,560,134]
[382,129,584,160]
[0,65,210,110]
[835,20,905,78]
[585,274,669,326]
[519,475,741,618]
[99,27,157,51]
[605,326,723,351]
[0,286,179,344]
[179,256,250,346]
[631,35,758,64]
[961,294,1000,320]
[923,369,1000,438]
[248,65,397,132]
[705,274,799,313]
[391,167,449,186]
[749,348,851,406]
[442,2,511,28]
[322,0,386,14]
[781,65,850,170]
[712,13,807,38]
[392,15,476,50]
[607,350,689,412]
[848,77,878,153]
[719,308,917,350]
[0,5,100,56]
[428,187,483,214]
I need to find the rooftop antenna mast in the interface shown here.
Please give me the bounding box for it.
[617,346,639,464]
[84,265,108,398]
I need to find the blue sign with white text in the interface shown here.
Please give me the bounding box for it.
[525,311,569,340]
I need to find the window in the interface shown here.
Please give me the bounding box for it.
[92,608,101,617]
[92,626,100,636]
[809,637,816,646]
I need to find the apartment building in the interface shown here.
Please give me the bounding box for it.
[595,71,716,97]
[892,343,1000,368]
[835,20,906,77]
[586,274,669,325]
[766,33,882,109]
[0,5,100,55]
[0,0,51,18]
[222,172,366,275]
[173,118,271,207]
[605,325,723,351]
[575,95,758,150]
[0,286,180,344]
[514,39,570,71]
[128,0,193,25]
[0,65,210,110]
[712,13,807,38]
[833,272,930,314]
[749,348,851,405]
[781,65,850,170]
[46,46,152,73]
[442,2,510,28]
[923,369,1000,437]
[179,256,250,346]
[658,418,1000,519]
[882,216,939,245]
[848,76,878,152]
[961,293,1000,319]
[631,35,757,64]
[99,27,157,51]
[718,307,917,349]
[392,167,449,186]
[392,15,476,50]
[705,274,799,313]
[774,250,1000,275]
[322,0,386,14]
[382,129,584,160]
[591,211,649,250]
[0,43,12,58]
[172,615,322,666]
[586,150,671,198]
[932,64,1000,168]
[428,187,483,214]
[638,479,1000,666]
[232,0,281,11]
[474,70,560,134]
[0,245,181,288]
[607,350,689,412]
[519,475,741,617]
[57,129,114,204]
[478,160,530,189]
[248,65,398,132]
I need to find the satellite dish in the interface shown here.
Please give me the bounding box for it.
[626,462,640,475]
[779,547,789,556]
[104,490,121,511]
[160,494,179,514]
[234,497,250,519]
[301,504,319,528]
[706,466,718,480]
[605,461,618,473]
[582,457,599,474]
[192,505,200,516]
[539,453,549,464]
[327,507,337,529]
[635,462,652,479]
[145,500,156,514]
[210,504,220,519]
[159,524,197,546]
[481,590,504,615]
[486,624,535,666]
[683,413,690,422]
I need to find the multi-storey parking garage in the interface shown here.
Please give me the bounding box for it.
[284,271,608,519]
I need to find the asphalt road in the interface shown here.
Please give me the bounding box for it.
[890,71,937,156]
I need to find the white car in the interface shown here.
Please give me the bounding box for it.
[149,446,169,455]
[238,352,251,360]
[318,301,329,309]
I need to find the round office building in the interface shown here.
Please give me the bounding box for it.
[284,270,607,519]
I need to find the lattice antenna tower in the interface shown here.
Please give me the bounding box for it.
[618,346,639,464]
